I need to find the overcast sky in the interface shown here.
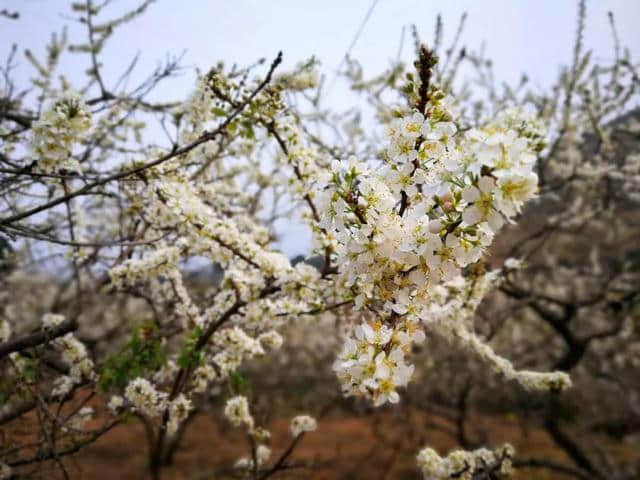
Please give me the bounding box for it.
[2,0,639,256]
[4,1,639,89]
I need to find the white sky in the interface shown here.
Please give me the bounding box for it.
[2,0,639,256]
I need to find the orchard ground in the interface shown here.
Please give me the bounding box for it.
[7,392,636,480]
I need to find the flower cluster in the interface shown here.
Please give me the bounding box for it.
[109,246,180,289]
[333,319,425,406]
[319,85,550,405]
[54,333,95,381]
[234,445,272,471]
[290,414,317,437]
[223,396,318,472]
[108,395,125,414]
[46,314,96,398]
[416,444,515,480]
[275,61,319,91]
[42,313,65,328]
[167,393,193,436]
[67,406,94,432]
[224,395,254,429]
[210,327,264,377]
[31,90,92,173]
[124,377,168,418]
[318,101,543,310]
[224,396,272,471]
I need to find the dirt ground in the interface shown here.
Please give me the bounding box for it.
[6,402,617,480]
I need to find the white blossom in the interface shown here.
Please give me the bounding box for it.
[224,395,254,430]
[125,377,168,418]
[290,415,317,437]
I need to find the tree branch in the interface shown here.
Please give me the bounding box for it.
[0,318,77,359]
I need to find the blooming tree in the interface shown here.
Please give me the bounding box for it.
[0,1,637,479]
[335,4,640,478]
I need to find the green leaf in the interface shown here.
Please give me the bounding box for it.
[242,122,255,140]
[98,321,167,392]
[226,121,237,135]
[177,326,203,369]
[229,371,251,395]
